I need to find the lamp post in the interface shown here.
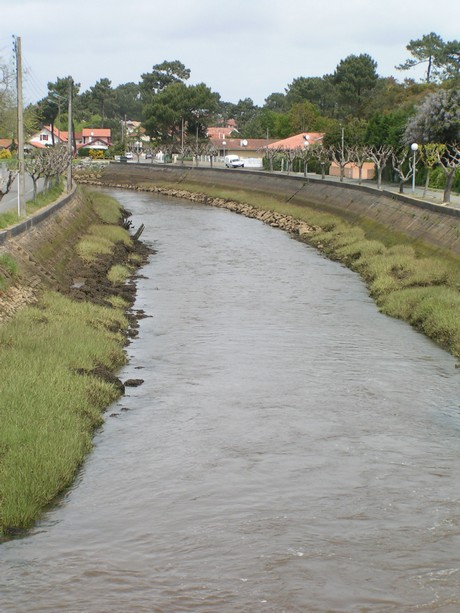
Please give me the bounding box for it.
[303,134,309,177]
[222,140,226,166]
[411,143,418,193]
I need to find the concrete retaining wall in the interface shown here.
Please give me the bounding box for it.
[0,187,78,247]
[98,164,460,255]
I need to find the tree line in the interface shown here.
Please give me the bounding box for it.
[0,32,459,201]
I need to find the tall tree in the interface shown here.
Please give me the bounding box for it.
[143,81,219,146]
[333,54,379,118]
[285,75,337,116]
[140,60,190,102]
[396,32,447,83]
[88,78,116,125]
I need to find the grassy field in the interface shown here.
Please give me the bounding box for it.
[0,192,136,535]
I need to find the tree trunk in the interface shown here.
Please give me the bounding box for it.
[443,169,455,204]
[423,169,430,197]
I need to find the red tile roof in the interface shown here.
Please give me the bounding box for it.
[268,132,324,149]
[210,137,277,151]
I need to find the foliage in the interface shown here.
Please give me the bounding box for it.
[140,60,191,102]
[404,88,460,144]
[333,54,379,118]
[396,33,459,83]
[143,81,219,146]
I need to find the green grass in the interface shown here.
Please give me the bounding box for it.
[0,254,18,292]
[0,180,66,230]
[0,291,128,533]
[0,210,21,230]
[107,264,133,284]
[77,224,132,262]
[89,192,125,224]
[26,180,66,215]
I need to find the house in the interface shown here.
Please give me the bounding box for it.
[0,138,15,151]
[267,132,324,150]
[329,161,375,180]
[122,120,150,151]
[75,128,111,151]
[29,125,68,149]
[209,137,277,167]
[207,119,239,141]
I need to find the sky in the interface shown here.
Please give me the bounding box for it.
[1,0,459,108]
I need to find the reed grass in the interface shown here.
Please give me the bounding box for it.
[77,225,132,262]
[0,291,128,532]
[107,264,133,284]
[89,192,125,224]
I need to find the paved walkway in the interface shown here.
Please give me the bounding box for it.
[280,170,460,211]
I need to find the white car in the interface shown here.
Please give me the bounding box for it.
[125,152,133,159]
[225,154,244,168]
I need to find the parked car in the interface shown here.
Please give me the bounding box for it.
[125,151,133,159]
[225,154,244,168]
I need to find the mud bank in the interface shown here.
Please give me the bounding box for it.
[78,163,460,255]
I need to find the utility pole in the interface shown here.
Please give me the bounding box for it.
[15,35,26,217]
[66,77,73,192]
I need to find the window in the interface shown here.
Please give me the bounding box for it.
[40,134,48,141]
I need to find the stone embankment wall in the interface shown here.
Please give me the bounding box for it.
[85,164,460,255]
[0,187,92,320]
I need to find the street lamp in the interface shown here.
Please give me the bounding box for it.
[222,140,226,166]
[411,143,418,193]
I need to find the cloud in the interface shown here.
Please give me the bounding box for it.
[2,0,459,105]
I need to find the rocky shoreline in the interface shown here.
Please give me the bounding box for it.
[75,177,319,238]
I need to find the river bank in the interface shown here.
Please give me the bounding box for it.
[75,172,460,362]
[0,188,152,534]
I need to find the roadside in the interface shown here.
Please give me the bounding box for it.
[0,173,46,214]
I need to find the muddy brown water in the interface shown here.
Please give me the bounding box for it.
[1,191,460,612]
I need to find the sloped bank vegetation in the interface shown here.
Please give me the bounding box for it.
[76,169,460,361]
[0,189,152,536]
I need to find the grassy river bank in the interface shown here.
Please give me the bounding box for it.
[77,170,460,361]
[1,173,459,534]
[0,190,152,535]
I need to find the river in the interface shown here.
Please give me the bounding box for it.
[1,190,460,612]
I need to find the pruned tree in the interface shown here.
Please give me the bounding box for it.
[24,150,48,200]
[0,165,18,203]
[280,147,297,174]
[391,147,417,193]
[328,144,353,182]
[263,145,281,172]
[435,144,460,204]
[419,143,445,196]
[311,143,330,180]
[350,145,371,185]
[367,144,393,189]
[295,142,321,177]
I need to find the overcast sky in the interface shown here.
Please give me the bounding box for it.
[2,0,459,107]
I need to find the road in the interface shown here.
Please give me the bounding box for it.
[0,173,45,214]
